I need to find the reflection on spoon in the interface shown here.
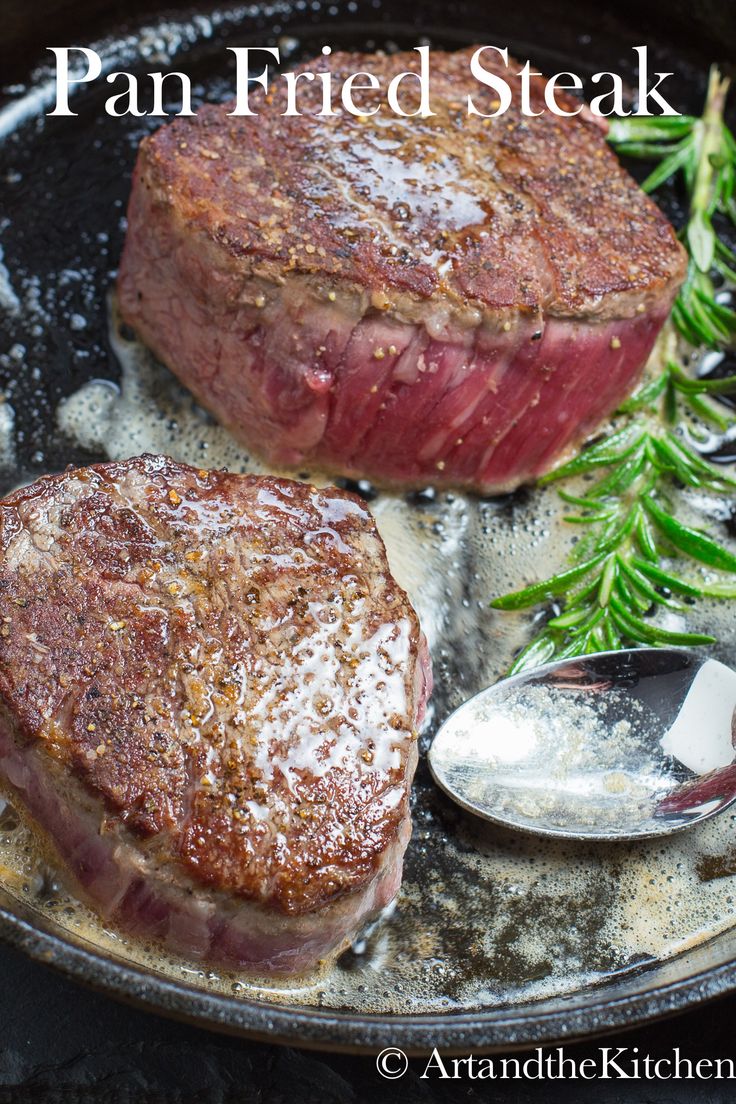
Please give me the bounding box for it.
[428,649,736,841]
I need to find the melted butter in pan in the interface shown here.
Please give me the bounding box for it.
[18,304,736,1011]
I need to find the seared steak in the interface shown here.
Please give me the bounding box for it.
[118,47,687,492]
[0,455,430,973]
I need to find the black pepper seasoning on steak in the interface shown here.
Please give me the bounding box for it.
[118,47,686,492]
[0,455,430,972]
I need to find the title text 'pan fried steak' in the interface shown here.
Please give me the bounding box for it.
[0,456,430,973]
[118,47,687,492]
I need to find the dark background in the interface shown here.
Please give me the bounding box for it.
[3,938,736,1102]
[0,0,733,84]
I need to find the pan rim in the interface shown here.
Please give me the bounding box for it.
[2,898,736,1053]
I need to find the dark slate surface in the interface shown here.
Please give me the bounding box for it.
[1,941,736,1103]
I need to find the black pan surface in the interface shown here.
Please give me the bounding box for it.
[1,0,736,1053]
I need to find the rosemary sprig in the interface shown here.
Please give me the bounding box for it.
[608,66,736,349]
[493,362,736,673]
[492,67,736,674]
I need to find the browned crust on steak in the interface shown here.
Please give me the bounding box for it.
[0,456,426,915]
[135,47,686,324]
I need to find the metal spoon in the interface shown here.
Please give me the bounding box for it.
[428,648,736,841]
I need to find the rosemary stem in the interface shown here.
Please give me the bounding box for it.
[690,66,730,259]
[494,65,736,672]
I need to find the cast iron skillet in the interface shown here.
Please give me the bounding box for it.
[0,0,735,1054]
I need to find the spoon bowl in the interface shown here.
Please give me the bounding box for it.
[428,648,736,841]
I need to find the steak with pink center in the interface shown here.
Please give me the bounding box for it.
[0,455,430,972]
[118,47,687,491]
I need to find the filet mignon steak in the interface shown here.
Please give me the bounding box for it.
[0,455,430,973]
[118,47,687,493]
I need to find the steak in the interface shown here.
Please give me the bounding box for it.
[0,455,430,973]
[118,47,687,493]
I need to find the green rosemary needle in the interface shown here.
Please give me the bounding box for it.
[608,65,736,349]
[492,66,736,674]
[493,361,736,673]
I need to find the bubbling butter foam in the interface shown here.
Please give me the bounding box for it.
[38,301,736,1012]
[0,402,16,473]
